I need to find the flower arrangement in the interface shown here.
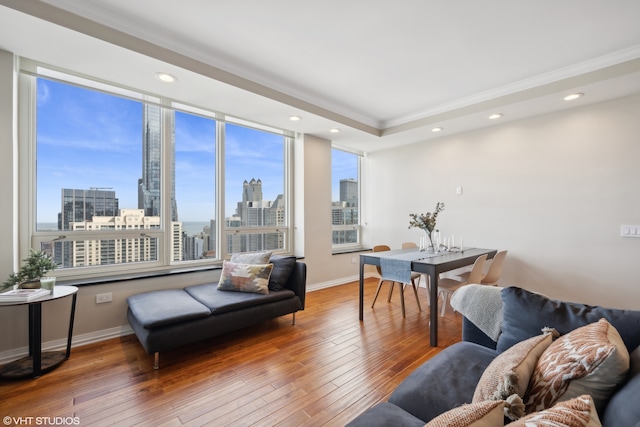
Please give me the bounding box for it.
[409,202,445,249]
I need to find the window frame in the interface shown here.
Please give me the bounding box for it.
[331,146,364,253]
[18,60,294,282]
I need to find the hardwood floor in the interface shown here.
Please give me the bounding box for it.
[0,278,462,426]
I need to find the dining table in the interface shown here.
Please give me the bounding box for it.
[359,247,497,347]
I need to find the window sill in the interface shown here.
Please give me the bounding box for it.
[332,246,370,255]
[58,265,222,287]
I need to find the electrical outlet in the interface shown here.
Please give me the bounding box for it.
[96,292,113,303]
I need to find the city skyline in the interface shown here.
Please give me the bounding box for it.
[35,77,291,224]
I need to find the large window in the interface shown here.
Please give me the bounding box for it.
[331,147,361,250]
[21,65,292,280]
[224,122,288,254]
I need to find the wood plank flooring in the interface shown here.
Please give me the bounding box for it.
[0,278,462,426]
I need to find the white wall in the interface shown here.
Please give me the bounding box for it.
[365,94,640,309]
[2,46,639,359]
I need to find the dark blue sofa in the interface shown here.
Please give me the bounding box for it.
[347,286,640,426]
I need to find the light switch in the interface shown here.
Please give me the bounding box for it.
[621,225,640,238]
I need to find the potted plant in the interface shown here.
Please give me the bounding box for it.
[2,250,58,291]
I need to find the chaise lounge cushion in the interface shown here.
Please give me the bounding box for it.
[127,289,211,328]
[185,283,296,315]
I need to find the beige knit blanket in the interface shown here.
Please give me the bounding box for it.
[450,284,503,341]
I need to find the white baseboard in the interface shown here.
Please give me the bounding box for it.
[0,325,134,365]
[307,272,376,292]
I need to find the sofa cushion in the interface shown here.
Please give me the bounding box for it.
[345,402,425,427]
[602,345,640,426]
[217,260,273,294]
[525,319,629,414]
[510,395,601,427]
[127,289,211,329]
[185,283,295,315]
[269,255,297,291]
[473,330,555,404]
[424,400,505,427]
[389,341,497,422]
[497,287,640,354]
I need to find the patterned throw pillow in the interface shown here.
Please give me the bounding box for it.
[524,318,629,414]
[473,329,556,416]
[424,400,505,427]
[509,395,601,427]
[217,260,273,295]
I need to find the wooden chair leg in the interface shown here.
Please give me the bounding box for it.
[411,283,422,311]
[440,292,448,317]
[372,279,385,308]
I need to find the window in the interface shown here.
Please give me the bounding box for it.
[21,64,293,281]
[331,147,361,251]
[224,122,290,254]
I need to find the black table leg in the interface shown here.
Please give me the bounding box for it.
[359,259,365,321]
[429,270,438,347]
[65,293,77,359]
[29,303,43,377]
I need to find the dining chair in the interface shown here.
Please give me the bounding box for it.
[371,244,422,318]
[458,250,508,286]
[437,254,487,317]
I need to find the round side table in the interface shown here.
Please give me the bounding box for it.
[0,285,78,379]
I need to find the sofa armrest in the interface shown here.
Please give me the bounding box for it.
[462,317,497,350]
[285,261,306,309]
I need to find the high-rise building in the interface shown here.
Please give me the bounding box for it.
[332,178,359,244]
[139,104,178,221]
[229,178,285,252]
[340,178,358,207]
[55,188,119,267]
[68,209,182,266]
[58,188,119,230]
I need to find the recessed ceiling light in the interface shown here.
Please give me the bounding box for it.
[330,128,340,133]
[489,113,503,120]
[289,115,301,121]
[564,93,584,101]
[155,72,178,83]
[431,127,443,132]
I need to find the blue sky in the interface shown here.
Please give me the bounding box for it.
[36,78,356,224]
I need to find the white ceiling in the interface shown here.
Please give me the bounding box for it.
[1,0,640,153]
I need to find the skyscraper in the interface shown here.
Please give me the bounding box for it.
[55,188,119,267]
[230,178,285,252]
[139,104,178,221]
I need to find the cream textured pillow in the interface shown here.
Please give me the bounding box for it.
[509,395,601,427]
[230,251,272,264]
[423,400,505,427]
[217,260,273,294]
[525,318,629,414]
[473,329,556,405]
